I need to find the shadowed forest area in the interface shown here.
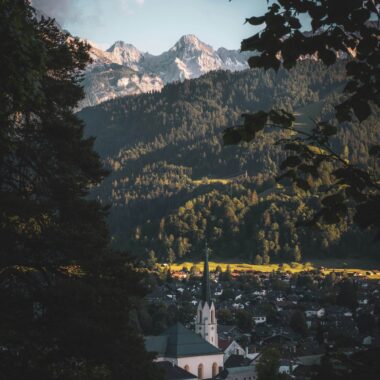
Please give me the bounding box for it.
[80,61,380,263]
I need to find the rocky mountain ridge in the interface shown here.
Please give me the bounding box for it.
[80,34,251,109]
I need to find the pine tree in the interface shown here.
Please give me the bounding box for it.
[0,2,160,379]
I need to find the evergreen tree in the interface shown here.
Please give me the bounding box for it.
[337,279,358,310]
[290,310,308,337]
[236,309,253,332]
[256,347,281,380]
[0,2,160,379]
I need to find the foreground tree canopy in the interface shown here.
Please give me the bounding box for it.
[0,1,160,379]
[225,0,380,238]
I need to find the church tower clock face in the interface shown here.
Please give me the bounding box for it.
[195,245,218,348]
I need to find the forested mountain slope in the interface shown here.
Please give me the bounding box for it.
[79,61,380,263]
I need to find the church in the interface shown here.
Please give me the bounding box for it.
[145,250,224,379]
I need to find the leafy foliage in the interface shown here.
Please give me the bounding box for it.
[256,347,283,380]
[313,348,380,380]
[227,0,380,237]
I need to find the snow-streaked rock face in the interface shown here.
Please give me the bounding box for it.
[217,47,252,71]
[80,34,250,109]
[79,64,163,110]
[106,41,144,69]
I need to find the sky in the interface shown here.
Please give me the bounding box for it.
[31,0,268,54]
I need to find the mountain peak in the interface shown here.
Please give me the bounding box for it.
[106,41,142,66]
[179,34,201,44]
[107,41,140,53]
[172,34,213,53]
[82,35,250,108]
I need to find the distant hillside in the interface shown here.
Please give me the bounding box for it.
[79,61,380,263]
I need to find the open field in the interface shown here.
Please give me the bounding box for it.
[166,259,380,279]
[192,178,232,186]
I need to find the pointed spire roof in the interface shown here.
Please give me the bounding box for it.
[202,244,212,306]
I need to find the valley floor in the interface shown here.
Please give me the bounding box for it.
[166,259,380,279]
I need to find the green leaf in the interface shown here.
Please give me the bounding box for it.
[318,48,336,66]
[352,99,371,122]
[298,164,319,177]
[241,34,261,52]
[245,16,266,25]
[354,196,380,231]
[344,80,357,93]
[288,17,301,29]
[243,111,268,130]
[369,145,380,158]
[321,193,345,207]
[280,156,302,169]
[319,122,337,136]
[306,145,329,156]
[277,169,297,181]
[320,208,342,225]
[335,102,351,123]
[269,110,294,127]
[295,178,310,191]
[223,128,242,145]
[248,56,262,68]
[284,143,303,152]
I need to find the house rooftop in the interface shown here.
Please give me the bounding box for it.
[224,354,251,368]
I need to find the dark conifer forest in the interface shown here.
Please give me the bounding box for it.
[0,1,160,378]
[79,61,380,263]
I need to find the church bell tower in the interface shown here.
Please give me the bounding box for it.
[195,245,218,347]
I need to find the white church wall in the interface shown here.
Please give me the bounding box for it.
[177,354,224,379]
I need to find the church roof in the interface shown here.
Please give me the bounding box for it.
[145,322,222,358]
[156,361,197,380]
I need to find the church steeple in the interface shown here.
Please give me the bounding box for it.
[195,244,218,347]
[202,244,211,306]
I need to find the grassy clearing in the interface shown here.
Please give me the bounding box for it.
[192,178,232,186]
[166,260,380,279]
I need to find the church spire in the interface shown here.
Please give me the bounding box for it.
[196,243,218,347]
[202,244,211,306]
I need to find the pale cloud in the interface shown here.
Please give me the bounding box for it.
[119,0,145,13]
[31,0,143,24]
[31,0,102,24]
[31,0,77,23]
